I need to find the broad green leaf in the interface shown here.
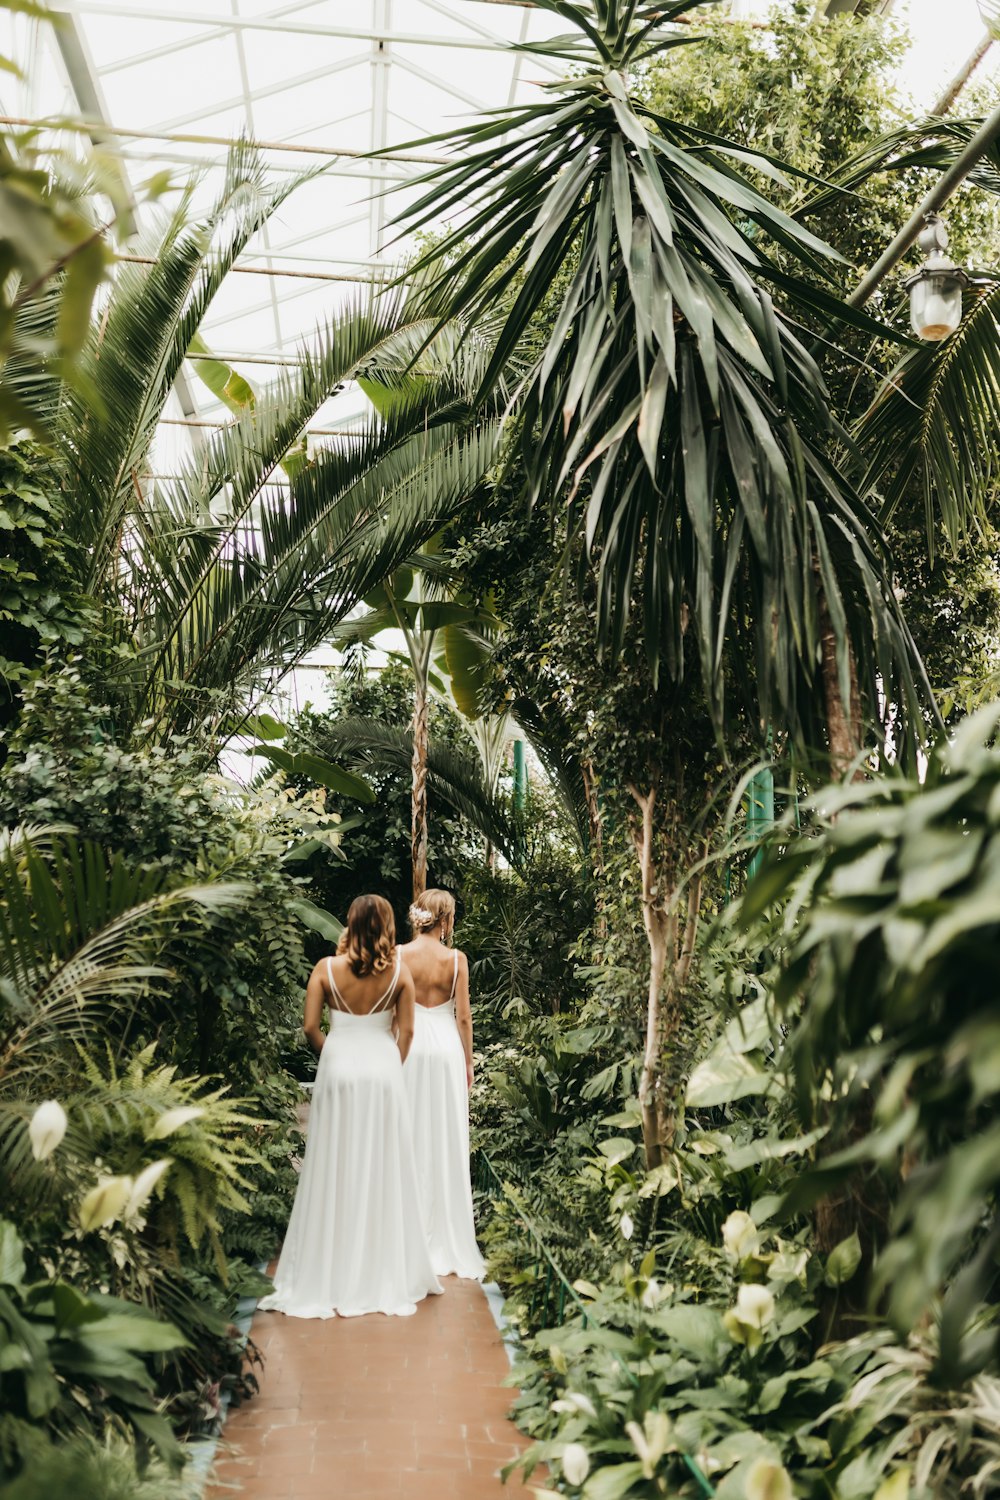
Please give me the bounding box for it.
[248,745,375,803]
[582,1461,645,1500]
[287,897,344,944]
[824,1232,862,1287]
[0,1220,25,1287]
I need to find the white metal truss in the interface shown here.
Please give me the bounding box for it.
[0,0,570,451]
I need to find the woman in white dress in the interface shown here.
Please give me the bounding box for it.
[260,894,442,1319]
[400,889,485,1281]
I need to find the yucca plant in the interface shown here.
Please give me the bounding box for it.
[394,0,929,764]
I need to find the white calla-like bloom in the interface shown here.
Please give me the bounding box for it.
[721,1209,759,1262]
[561,1442,590,1486]
[724,1282,776,1351]
[551,1391,597,1418]
[28,1100,67,1161]
[149,1106,204,1140]
[79,1174,133,1232]
[126,1160,170,1219]
[745,1457,794,1500]
[736,1282,775,1329]
[620,1212,634,1241]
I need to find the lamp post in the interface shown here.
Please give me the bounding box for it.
[903,214,972,342]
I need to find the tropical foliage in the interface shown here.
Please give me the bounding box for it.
[4,1,1000,1497]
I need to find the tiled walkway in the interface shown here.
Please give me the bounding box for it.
[205,1277,538,1499]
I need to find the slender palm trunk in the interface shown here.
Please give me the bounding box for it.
[632,786,673,1169]
[820,595,862,777]
[411,672,429,902]
[582,757,607,940]
[631,787,707,1169]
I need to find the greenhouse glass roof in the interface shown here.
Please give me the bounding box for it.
[0,0,995,471]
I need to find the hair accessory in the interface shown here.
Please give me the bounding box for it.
[409,904,433,923]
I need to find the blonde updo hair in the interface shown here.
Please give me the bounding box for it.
[337,894,396,976]
[408,888,456,939]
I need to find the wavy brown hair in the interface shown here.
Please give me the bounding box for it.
[337,894,396,976]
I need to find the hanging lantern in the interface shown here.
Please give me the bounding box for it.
[903,214,970,341]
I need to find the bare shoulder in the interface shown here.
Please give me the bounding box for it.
[396,956,416,993]
[454,947,469,970]
[310,956,331,982]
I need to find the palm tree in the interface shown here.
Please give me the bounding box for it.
[5,146,502,744]
[390,0,931,1164]
[396,0,927,759]
[332,562,501,900]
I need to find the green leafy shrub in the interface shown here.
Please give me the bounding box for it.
[0,446,91,739]
[733,704,1000,1383]
[0,1219,185,1480]
[0,667,309,1079]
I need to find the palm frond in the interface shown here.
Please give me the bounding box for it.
[0,827,248,1086]
[857,280,1000,551]
[309,716,524,867]
[388,0,929,755]
[509,695,590,852]
[58,144,312,590]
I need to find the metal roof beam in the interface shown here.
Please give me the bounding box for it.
[148,50,367,135]
[67,5,545,51]
[98,0,326,77]
[0,112,448,163]
[394,53,487,112]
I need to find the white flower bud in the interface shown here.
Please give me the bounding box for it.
[149,1106,203,1140]
[746,1457,793,1500]
[721,1209,759,1262]
[79,1174,133,1232]
[724,1283,776,1351]
[620,1212,634,1241]
[126,1160,170,1219]
[736,1283,775,1328]
[28,1100,67,1161]
[561,1442,590,1486]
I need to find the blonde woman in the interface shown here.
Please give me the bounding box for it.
[260,895,441,1318]
[401,889,485,1280]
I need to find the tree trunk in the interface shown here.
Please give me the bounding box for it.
[819,595,862,778]
[411,675,429,902]
[631,786,676,1170]
[582,757,607,940]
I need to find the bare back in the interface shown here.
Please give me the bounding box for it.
[324,951,403,1015]
[399,938,463,1009]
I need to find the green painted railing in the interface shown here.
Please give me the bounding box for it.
[474,1151,716,1498]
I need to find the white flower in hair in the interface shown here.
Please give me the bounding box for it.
[410,904,433,923]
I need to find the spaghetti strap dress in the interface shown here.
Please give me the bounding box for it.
[259,953,442,1318]
[405,949,486,1280]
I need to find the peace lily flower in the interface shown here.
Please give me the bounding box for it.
[620,1212,634,1241]
[723,1283,776,1351]
[721,1209,759,1263]
[746,1457,794,1500]
[79,1174,134,1232]
[551,1392,597,1418]
[126,1159,170,1220]
[561,1442,590,1486]
[149,1106,204,1140]
[642,1276,667,1309]
[626,1412,675,1479]
[28,1100,67,1161]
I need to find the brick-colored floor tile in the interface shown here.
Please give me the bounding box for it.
[204,1278,538,1499]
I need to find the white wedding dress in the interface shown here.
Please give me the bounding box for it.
[405,950,486,1280]
[259,954,442,1319]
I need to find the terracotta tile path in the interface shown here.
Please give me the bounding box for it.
[205,1277,539,1499]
